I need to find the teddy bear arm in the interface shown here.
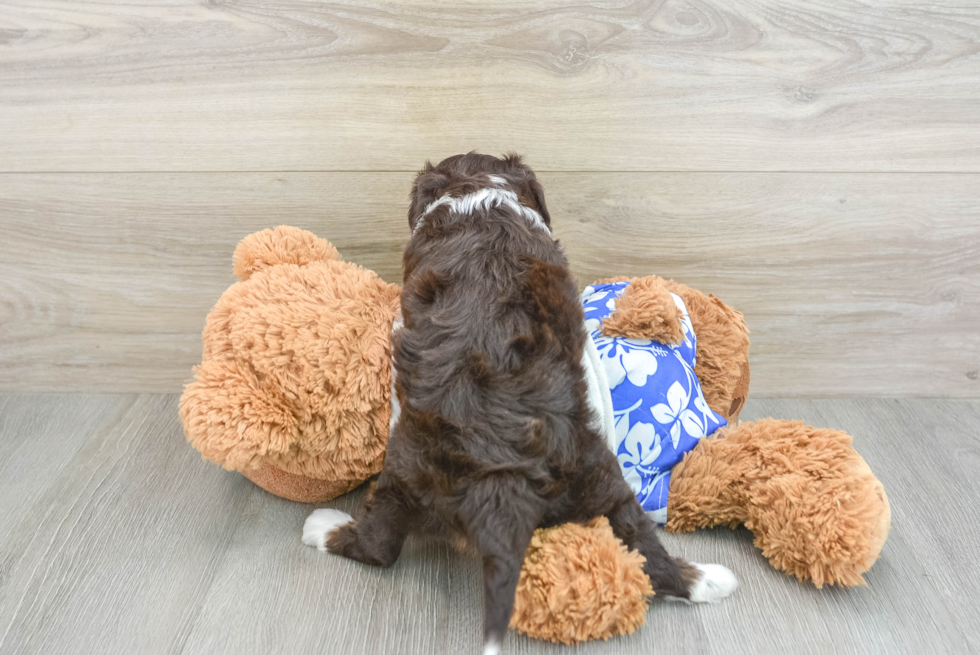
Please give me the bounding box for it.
[590,275,749,423]
[598,275,686,345]
[179,360,301,472]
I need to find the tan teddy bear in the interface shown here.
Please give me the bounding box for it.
[181,226,890,644]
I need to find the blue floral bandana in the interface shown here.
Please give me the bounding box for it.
[582,282,727,524]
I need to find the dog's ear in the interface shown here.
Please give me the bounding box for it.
[504,153,551,228]
[527,176,551,228]
[408,162,449,232]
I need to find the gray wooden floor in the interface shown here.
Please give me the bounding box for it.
[0,395,977,655]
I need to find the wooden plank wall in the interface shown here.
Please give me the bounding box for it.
[1,0,978,396]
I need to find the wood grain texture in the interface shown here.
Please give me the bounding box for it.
[0,394,257,654]
[1,394,978,654]
[1,172,977,396]
[1,0,979,172]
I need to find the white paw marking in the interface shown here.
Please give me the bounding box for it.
[302,508,354,551]
[483,641,501,655]
[689,563,738,603]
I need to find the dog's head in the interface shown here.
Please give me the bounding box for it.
[407,152,551,233]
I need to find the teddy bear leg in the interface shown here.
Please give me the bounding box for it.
[667,420,891,587]
[665,432,751,534]
[741,431,891,587]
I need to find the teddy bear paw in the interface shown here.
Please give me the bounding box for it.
[302,508,354,551]
[689,563,738,603]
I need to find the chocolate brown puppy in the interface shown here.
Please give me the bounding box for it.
[304,153,736,653]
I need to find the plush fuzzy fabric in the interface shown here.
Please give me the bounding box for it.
[666,279,751,423]
[242,462,364,504]
[232,225,339,280]
[180,226,401,499]
[596,275,750,423]
[666,419,892,587]
[599,276,685,345]
[181,226,889,644]
[510,276,754,642]
[511,517,653,644]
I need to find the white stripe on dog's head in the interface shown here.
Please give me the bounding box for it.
[414,186,550,237]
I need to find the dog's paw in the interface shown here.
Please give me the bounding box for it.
[689,563,738,603]
[302,509,354,551]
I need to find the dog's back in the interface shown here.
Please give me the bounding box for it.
[311,153,737,655]
[395,163,590,509]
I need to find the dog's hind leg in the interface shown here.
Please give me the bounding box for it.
[573,447,738,603]
[303,471,415,568]
[459,474,545,655]
[605,487,738,602]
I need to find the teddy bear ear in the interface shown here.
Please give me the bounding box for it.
[232,225,341,280]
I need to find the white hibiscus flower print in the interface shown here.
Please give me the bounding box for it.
[678,408,706,439]
[692,391,722,426]
[601,346,659,388]
[651,381,692,448]
[584,280,730,521]
[616,420,662,495]
[585,289,610,305]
